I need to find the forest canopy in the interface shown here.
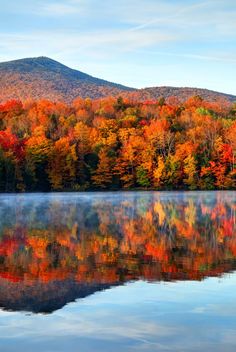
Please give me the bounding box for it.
[0,95,235,192]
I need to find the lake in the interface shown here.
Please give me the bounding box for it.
[0,191,235,351]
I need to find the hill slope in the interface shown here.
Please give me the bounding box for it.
[0,56,133,102]
[0,57,235,103]
[126,86,236,103]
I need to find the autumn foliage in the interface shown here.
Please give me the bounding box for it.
[0,193,235,287]
[0,95,235,191]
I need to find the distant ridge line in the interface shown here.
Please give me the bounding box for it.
[0,57,235,103]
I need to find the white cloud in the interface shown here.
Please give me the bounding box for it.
[135,50,236,64]
[40,3,81,16]
[102,0,236,39]
[0,28,177,61]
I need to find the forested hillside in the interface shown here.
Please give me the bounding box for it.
[0,57,133,102]
[126,86,236,103]
[0,57,235,103]
[0,95,235,191]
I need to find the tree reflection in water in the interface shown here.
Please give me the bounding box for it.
[0,191,235,313]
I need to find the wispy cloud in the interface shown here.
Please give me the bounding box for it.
[127,1,216,31]
[39,3,81,16]
[135,49,236,64]
[0,28,177,61]
[114,0,236,38]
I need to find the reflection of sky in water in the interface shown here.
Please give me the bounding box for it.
[1,273,236,352]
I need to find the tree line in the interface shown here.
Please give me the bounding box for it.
[0,95,235,191]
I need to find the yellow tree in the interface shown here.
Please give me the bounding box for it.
[115,135,144,188]
[92,149,113,188]
[153,156,165,188]
[25,126,52,190]
[48,137,77,190]
[183,154,198,189]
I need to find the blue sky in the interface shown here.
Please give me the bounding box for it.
[0,0,235,94]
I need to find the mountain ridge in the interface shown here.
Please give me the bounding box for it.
[0,56,235,103]
[0,56,132,89]
[126,85,236,103]
[0,56,134,102]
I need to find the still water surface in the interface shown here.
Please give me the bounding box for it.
[0,191,235,351]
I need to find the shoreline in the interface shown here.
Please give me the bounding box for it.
[0,188,235,195]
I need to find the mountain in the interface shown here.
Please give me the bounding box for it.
[0,56,133,102]
[126,86,236,103]
[0,56,235,103]
[0,278,114,314]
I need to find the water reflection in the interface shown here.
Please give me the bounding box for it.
[0,191,235,313]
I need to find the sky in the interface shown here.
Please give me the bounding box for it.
[0,0,235,94]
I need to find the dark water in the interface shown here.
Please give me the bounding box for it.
[0,191,235,351]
